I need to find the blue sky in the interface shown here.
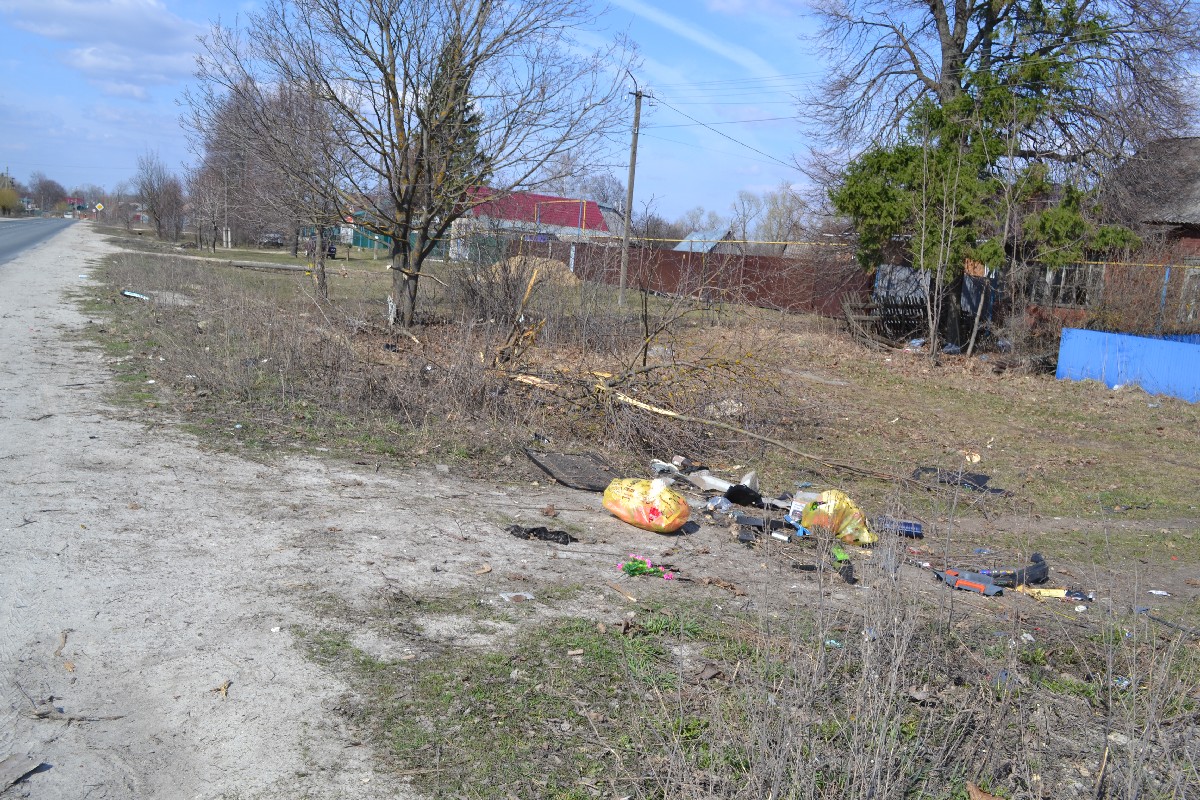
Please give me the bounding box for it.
[0,0,821,219]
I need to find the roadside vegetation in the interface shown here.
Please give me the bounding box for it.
[75,242,1200,799]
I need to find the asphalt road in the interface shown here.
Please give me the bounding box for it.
[0,217,74,267]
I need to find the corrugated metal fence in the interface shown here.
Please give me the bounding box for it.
[503,239,871,318]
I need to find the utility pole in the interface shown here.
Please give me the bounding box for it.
[619,78,643,308]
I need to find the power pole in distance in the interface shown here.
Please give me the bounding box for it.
[619,77,643,308]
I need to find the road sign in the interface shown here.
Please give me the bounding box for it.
[95,202,105,211]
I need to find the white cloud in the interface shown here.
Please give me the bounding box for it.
[66,44,194,84]
[0,0,202,53]
[706,0,802,14]
[610,0,779,78]
[0,0,203,96]
[94,81,149,100]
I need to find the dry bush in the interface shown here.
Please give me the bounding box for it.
[99,251,775,462]
[447,255,575,325]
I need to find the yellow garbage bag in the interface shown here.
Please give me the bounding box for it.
[603,478,690,534]
[798,489,877,545]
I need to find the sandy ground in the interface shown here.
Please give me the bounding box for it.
[0,223,411,797]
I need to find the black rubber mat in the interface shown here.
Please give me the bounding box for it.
[524,449,618,492]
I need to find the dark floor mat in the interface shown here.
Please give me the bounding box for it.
[912,466,1012,496]
[524,449,618,492]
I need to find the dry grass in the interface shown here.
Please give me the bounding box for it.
[82,242,1200,518]
[301,537,1200,800]
[78,243,1200,800]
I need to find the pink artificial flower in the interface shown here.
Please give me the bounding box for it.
[664,572,674,580]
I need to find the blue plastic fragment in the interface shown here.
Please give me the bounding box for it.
[874,516,924,538]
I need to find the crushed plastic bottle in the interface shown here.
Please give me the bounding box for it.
[706,496,733,513]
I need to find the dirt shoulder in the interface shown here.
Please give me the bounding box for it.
[0,224,412,798]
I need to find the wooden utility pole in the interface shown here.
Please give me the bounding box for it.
[619,82,643,308]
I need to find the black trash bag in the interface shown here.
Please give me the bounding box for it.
[725,483,765,508]
[506,525,577,545]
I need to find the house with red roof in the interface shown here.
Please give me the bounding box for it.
[449,187,621,260]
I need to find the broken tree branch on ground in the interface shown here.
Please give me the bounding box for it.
[594,382,919,485]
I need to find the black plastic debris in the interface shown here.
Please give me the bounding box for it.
[982,553,1048,587]
[730,512,791,531]
[506,524,577,545]
[912,466,1012,496]
[725,483,765,508]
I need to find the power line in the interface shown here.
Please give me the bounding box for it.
[651,71,821,89]
[650,98,798,170]
[651,99,798,106]
[639,132,794,170]
[643,115,797,130]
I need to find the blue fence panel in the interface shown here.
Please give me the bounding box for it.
[1057,328,1200,402]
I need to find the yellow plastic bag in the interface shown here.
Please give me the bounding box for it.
[798,489,877,545]
[602,478,690,534]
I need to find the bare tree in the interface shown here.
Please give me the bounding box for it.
[538,153,626,210]
[28,172,66,214]
[808,0,1200,172]
[191,0,633,326]
[107,181,136,230]
[631,198,687,249]
[135,152,186,241]
[678,206,727,238]
[754,182,810,254]
[186,162,224,251]
[729,191,764,255]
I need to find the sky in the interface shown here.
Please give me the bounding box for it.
[0,0,823,220]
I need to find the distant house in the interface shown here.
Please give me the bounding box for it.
[1103,137,1200,261]
[449,187,617,261]
[673,227,734,255]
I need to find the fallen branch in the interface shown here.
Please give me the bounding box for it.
[25,702,125,723]
[606,582,637,602]
[595,383,921,486]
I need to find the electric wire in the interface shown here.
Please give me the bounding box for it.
[650,97,798,170]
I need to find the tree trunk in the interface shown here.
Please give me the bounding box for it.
[940,275,963,347]
[387,259,420,328]
[401,270,419,327]
[965,278,989,357]
[313,227,328,301]
[923,262,942,358]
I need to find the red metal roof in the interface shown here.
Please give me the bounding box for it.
[466,187,609,233]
